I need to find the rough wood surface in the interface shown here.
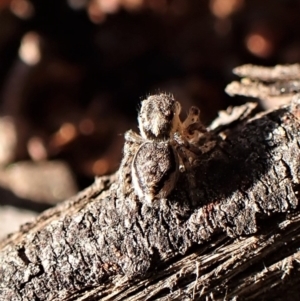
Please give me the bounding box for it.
[2,66,300,300]
[225,64,300,108]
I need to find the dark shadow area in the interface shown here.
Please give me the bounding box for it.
[0,186,52,212]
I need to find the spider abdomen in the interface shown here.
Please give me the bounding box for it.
[131,141,178,203]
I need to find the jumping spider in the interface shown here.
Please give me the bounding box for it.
[119,93,207,204]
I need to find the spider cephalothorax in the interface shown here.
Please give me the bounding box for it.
[138,94,181,141]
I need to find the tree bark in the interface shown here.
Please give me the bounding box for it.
[1,64,300,301]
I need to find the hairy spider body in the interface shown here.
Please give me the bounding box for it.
[119,93,207,204]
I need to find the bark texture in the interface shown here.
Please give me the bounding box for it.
[1,65,300,300]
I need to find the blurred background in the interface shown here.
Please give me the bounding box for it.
[0,0,300,238]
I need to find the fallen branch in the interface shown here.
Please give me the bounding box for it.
[1,65,300,301]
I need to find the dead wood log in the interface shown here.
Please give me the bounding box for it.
[1,65,300,301]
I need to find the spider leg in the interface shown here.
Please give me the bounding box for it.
[175,143,198,171]
[172,131,203,158]
[171,134,199,173]
[124,129,144,144]
[182,106,201,128]
[172,142,200,203]
[118,130,144,197]
[182,106,207,144]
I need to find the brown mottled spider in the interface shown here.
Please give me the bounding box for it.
[119,93,207,204]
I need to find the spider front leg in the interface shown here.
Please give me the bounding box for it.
[124,129,145,144]
[182,106,207,144]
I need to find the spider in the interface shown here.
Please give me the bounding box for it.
[118,93,207,204]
